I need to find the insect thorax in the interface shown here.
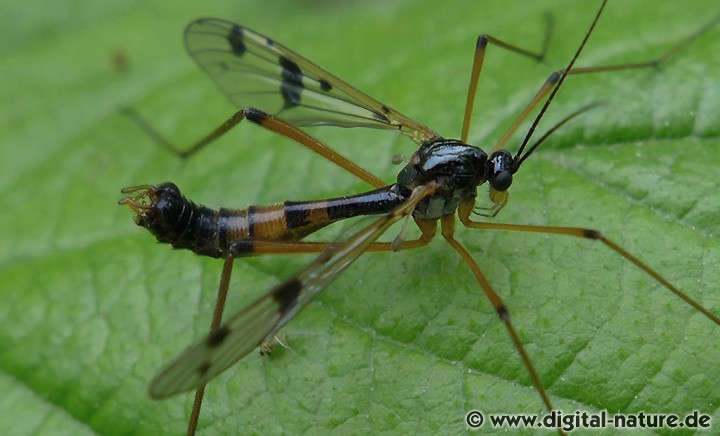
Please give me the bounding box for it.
[396,139,488,219]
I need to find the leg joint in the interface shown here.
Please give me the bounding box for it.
[243,107,269,124]
[582,229,603,240]
[228,239,255,256]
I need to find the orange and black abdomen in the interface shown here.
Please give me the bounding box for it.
[125,182,407,259]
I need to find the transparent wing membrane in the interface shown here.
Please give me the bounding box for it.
[185,19,441,144]
[149,184,436,397]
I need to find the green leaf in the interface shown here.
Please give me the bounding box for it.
[2,1,718,434]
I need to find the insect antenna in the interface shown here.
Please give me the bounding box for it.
[512,0,607,170]
[513,100,604,169]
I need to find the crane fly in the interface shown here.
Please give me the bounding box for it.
[120,0,719,433]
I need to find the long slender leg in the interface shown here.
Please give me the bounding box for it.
[121,106,245,159]
[461,16,553,142]
[240,108,385,188]
[188,255,235,436]
[438,214,557,423]
[457,200,720,325]
[492,16,720,154]
[229,218,437,256]
[459,10,720,148]
[123,106,384,188]
[184,218,437,435]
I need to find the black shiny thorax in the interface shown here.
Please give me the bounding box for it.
[397,139,489,220]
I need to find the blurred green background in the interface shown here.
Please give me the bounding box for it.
[1,0,718,434]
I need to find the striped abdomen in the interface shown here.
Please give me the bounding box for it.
[122,182,408,258]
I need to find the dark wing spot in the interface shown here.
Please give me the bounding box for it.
[279,56,304,107]
[266,38,275,47]
[273,278,303,314]
[279,57,302,81]
[381,105,391,114]
[227,25,247,56]
[319,78,332,92]
[207,325,230,347]
[198,362,211,376]
[373,111,390,123]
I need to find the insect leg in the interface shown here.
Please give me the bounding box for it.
[492,11,720,153]
[185,218,437,435]
[240,108,384,188]
[229,218,437,256]
[123,106,384,188]
[457,200,720,326]
[461,15,553,142]
[150,184,439,401]
[120,106,245,159]
[439,214,557,420]
[568,11,720,75]
[188,254,235,436]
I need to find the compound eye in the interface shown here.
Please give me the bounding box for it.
[491,170,512,191]
[487,150,514,191]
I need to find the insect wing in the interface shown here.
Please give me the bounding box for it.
[149,184,437,398]
[184,18,441,144]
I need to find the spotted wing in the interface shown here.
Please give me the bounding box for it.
[184,18,441,145]
[148,184,437,398]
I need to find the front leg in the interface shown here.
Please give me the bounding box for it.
[469,188,508,218]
